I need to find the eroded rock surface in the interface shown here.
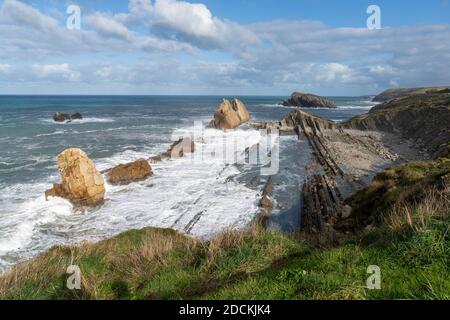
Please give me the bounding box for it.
[212,98,250,129]
[107,159,153,185]
[163,138,195,158]
[45,148,105,206]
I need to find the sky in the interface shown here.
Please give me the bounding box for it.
[0,0,449,95]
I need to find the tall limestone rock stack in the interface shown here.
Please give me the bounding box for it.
[45,148,105,206]
[213,98,250,129]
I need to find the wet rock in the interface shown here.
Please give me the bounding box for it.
[71,112,82,120]
[212,98,250,129]
[53,112,71,122]
[45,148,105,206]
[259,177,273,213]
[164,138,195,158]
[148,155,162,163]
[52,112,83,122]
[107,159,153,185]
[282,92,336,108]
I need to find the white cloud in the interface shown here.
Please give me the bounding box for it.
[0,64,11,73]
[151,0,259,49]
[84,12,133,40]
[153,0,217,39]
[0,0,450,95]
[32,64,80,81]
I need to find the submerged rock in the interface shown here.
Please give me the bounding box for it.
[53,112,83,122]
[282,92,336,108]
[212,98,250,129]
[45,148,105,206]
[107,159,153,185]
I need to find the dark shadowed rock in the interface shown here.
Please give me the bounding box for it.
[71,113,83,120]
[282,92,336,108]
[53,112,71,122]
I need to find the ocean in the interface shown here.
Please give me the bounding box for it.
[0,95,376,271]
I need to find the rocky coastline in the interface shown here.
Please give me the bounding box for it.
[44,89,450,245]
[256,89,450,245]
[281,92,337,108]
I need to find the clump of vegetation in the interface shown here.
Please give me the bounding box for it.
[344,156,450,229]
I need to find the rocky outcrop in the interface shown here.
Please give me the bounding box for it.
[53,112,83,122]
[372,86,449,102]
[253,177,273,227]
[107,159,153,185]
[45,148,105,206]
[212,98,250,129]
[344,93,450,158]
[282,92,336,108]
[163,138,195,158]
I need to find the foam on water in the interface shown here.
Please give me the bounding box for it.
[0,124,263,271]
[42,117,116,125]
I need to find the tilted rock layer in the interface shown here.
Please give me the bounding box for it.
[213,98,250,129]
[45,148,105,206]
[107,159,153,185]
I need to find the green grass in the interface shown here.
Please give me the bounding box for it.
[1,157,449,300]
[1,213,449,300]
[344,157,450,227]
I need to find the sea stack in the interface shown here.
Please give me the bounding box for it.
[282,92,336,108]
[45,148,105,206]
[212,98,250,129]
[164,138,195,158]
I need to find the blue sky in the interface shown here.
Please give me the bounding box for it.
[0,0,449,95]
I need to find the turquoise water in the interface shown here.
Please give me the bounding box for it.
[0,95,375,271]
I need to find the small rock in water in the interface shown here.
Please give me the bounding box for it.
[164,138,195,158]
[52,112,83,122]
[107,159,153,185]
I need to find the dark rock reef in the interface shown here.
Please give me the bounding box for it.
[282,92,336,108]
[53,112,83,122]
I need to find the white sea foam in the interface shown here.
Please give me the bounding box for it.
[336,105,374,110]
[0,124,264,271]
[42,117,115,124]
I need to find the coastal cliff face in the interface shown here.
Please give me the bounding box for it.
[372,86,449,102]
[282,92,337,108]
[281,109,400,245]
[343,92,450,158]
